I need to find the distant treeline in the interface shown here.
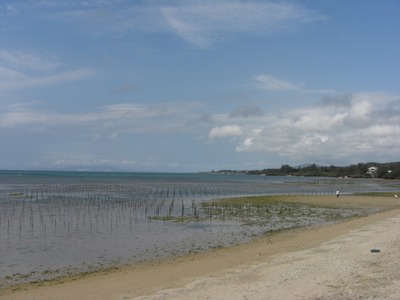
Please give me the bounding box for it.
[211,161,400,179]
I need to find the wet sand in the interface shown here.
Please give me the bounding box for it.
[1,195,400,300]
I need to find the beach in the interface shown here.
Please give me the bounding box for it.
[1,195,400,300]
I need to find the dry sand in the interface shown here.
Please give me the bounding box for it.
[1,195,400,300]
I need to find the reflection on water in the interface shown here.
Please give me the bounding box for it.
[0,171,397,287]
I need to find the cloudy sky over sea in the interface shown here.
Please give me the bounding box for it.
[1,0,399,172]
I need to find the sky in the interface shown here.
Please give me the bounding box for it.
[0,0,399,172]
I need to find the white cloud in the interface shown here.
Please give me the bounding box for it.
[209,125,243,139]
[0,2,20,16]
[287,109,347,131]
[0,102,203,138]
[2,84,399,166]
[0,69,94,91]
[160,1,322,48]
[367,124,400,137]
[350,100,371,118]
[254,74,337,94]
[0,48,94,91]
[0,48,61,71]
[215,92,400,164]
[3,1,323,48]
[0,66,25,80]
[254,74,302,91]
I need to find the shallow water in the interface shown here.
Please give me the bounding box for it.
[0,171,397,287]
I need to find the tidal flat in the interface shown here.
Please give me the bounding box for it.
[1,171,399,288]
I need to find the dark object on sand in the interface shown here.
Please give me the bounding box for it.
[370,249,381,253]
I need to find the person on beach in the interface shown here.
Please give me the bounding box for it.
[336,190,340,197]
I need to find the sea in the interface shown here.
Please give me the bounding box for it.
[0,170,397,287]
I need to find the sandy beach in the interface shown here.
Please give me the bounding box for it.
[1,195,400,300]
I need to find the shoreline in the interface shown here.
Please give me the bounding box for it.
[1,195,400,299]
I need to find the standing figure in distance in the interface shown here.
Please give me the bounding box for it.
[336,190,340,197]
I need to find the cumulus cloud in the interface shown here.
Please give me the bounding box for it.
[213,93,400,164]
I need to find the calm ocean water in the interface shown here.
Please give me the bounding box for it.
[0,170,397,287]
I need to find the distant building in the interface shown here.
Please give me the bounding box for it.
[367,166,378,177]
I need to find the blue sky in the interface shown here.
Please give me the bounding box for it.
[1,0,399,172]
